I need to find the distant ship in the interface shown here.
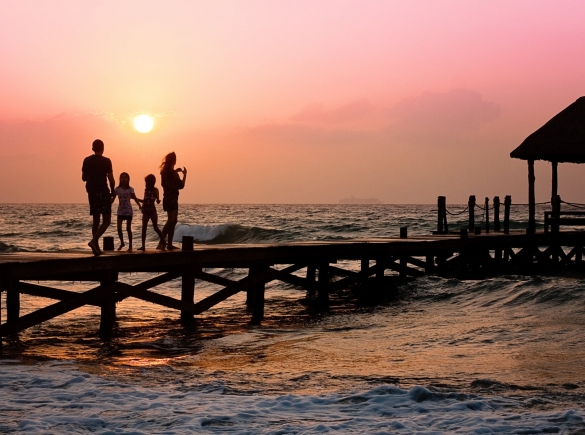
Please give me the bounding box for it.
[338,196,382,204]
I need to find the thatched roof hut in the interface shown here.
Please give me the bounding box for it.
[511,97,585,163]
[510,97,585,233]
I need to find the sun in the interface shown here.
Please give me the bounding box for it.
[134,114,154,133]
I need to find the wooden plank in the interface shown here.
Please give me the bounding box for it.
[18,282,101,306]
[193,270,235,287]
[0,284,110,336]
[117,282,187,311]
[190,268,277,315]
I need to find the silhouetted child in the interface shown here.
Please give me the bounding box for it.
[137,174,163,251]
[111,172,142,251]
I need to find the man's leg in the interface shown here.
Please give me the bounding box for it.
[92,214,100,236]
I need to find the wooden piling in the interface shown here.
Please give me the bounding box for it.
[250,265,267,323]
[437,196,448,234]
[493,196,501,231]
[376,259,385,280]
[7,280,20,326]
[468,195,476,232]
[485,197,490,234]
[528,159,536,234]
[425,255,434,274]
[317,263,329,307]
[504,195,511,234]
[552,195,561,234]
[99,272,118,339]
[360,259,369,281]
[181,265,196,325]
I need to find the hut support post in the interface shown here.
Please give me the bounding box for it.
[485,197,490,233]
[99,272,118,339]
[468,196,476,232]
[552,195,561,235]
[504,196,511,234]
[493,196,501,231]
[181,265,196,325]
[528,160,536,234]
[551,161,558,203]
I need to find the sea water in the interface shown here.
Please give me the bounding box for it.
[1,204,585,434]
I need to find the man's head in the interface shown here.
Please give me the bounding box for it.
[92,139,104,155]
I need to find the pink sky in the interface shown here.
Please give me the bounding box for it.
[1,0,585,204]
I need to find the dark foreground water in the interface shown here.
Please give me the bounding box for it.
[1,204,585,434]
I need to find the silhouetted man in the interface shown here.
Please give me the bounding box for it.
[82,139,115,256]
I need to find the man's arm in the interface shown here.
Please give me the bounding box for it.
[107,172,115,196]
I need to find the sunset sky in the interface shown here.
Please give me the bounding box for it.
[1,0,585,204]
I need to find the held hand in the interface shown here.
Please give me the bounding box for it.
[182,167,187,175]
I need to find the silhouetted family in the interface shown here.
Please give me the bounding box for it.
[82,139,187,256]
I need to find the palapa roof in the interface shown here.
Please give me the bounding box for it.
[510,97,585,163]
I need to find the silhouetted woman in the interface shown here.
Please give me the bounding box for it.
[158,152,187,250]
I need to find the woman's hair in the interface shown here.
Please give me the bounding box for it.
[145,174,156,190]
[119,172,130,187]
[160,152,176,173]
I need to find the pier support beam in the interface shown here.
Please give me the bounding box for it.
[317,263,329,307]
[99,272,118,340]
[250,265,268,323]
[376,259,385,280]
[181,265,196,326]
[7,280,20,326]
[360,259,369,282]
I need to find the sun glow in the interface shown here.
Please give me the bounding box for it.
[134,114,154,133]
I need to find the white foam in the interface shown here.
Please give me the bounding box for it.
[1,362,583,434]
[173,223,230,242]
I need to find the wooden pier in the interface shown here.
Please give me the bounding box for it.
[1,229,585,348]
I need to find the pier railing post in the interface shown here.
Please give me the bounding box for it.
[468,195,475,232]
[437,196,448,234]
[99,271,118,340]
[504,196,511,234]
[181,264,196,325]
[493,196,501,231]
[485,197,490,234]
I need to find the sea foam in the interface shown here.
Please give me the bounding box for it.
[1,362,583,434]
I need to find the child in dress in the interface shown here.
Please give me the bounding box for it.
[111,172,142,251]
[138,174,164,251]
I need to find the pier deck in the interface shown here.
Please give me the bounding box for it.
[1,230,584,345]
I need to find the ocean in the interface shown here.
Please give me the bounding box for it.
[1,203,585,434]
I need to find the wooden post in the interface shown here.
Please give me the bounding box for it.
[437,196,448,234]
[182,236,194,251]
[250,265,267,323]
[99,272,118,339]
[317,263,329,307]
[468,195,476,232]
[306,265,316,295]
[551,161,558,204]
[7,280,20,326]
[504,195,511,234]
[485,197,490,234]
[528,160,536,234]
[181,265,195,325]
[360,259,369,282]
[493,196,501,231]
[552,195,561,234]
[399,257,407,278]
[376,259,385,280]
[425,254,434,274]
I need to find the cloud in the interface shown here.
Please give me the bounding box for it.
[386,89,501,143]
[290,99,376,124]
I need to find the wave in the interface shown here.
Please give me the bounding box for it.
[0,241,24,253]
[173,223,290,244]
